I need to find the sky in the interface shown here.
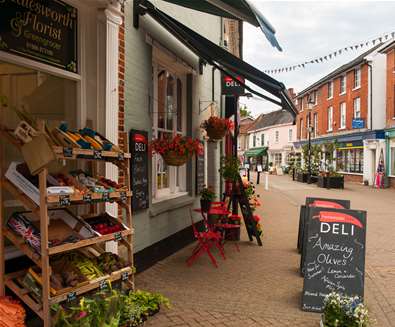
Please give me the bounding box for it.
[241,0,395,117]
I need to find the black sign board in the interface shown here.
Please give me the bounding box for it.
[237,174,262,246]
[298,198,351,252]
[0,0,78,73]
[221,73,245,96]
[196,141,205,195]
[301,207,366,312]
[129,129,149,211]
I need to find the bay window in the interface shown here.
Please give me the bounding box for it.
[152,64,186,200]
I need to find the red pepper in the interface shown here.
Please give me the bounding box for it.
[310,200,345,209]
[314,211,363,229]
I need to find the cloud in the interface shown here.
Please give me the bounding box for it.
[242,1,395,117]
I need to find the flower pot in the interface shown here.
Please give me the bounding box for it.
[162,152,188,166]
[205,126,226,140]
[200,199,211,213]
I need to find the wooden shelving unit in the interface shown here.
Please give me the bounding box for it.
[0,129,134,327]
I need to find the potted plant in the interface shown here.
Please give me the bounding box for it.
[201,116,233,141]
[151,135,202,166]
[321,292,370,327]
[200,187,216,213]
[219,156,241,195]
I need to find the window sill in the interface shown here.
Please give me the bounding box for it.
[327,96,333,100]
[339,92,346,96]
[352,86,361,91]
[338,127,347,130]
[337,172,363,176]
[327,129,333,133]
[149,193,194,217]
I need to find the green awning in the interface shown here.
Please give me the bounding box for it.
[245,147,267,157]
[162,0,282,51]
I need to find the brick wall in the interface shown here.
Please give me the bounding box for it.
[118,5,125,216]
[385,48,395,127]
[343,174,363,183]
[296,63,369,140]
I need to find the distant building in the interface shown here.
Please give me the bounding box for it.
[237,116,254,161]
[382,40,395,186]
[246,110,296,169]
[294,44,387,185]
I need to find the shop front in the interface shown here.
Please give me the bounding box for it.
[0,1,132,326]
[385,128,395,187]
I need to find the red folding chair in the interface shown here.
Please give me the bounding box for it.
[186,209,225,268]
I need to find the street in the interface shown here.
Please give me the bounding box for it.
[136,175,395,326]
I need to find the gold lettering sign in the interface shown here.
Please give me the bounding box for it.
[0,0,78,72]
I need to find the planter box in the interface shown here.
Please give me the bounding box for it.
[317,176,344,189]
[296,172,308,183]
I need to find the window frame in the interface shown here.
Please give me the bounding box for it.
[340,102,346,129]
[152,62,187,202]
[339,75,346,95]
[288,128,292,142]
[353,97,361,119]
[336,148,364,174]
[275,130,279,143]
[313,112,318,138]
[353,67,361,89]
[327,81,333,99]
[327,106,333,132]
[261,134,265,147]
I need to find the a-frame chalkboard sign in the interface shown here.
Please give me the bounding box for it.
[224,175,262,246]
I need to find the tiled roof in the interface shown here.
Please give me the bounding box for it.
[297,43,383,97]
[247,110,293,132]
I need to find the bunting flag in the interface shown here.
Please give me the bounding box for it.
[264,32,395,74]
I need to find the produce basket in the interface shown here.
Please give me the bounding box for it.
[7,209,97,254]
[84,212,129,236]
[205,126,226,140]
[161,152,188,166]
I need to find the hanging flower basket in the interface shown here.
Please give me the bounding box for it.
[201,116,233,141]
[151,135,203,167]
[162,151,188,166]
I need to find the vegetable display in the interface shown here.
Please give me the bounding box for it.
[87,213,126,236]
[52,289,170,327]
[0,296,26,327]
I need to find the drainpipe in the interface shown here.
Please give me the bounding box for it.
[367,63,373,130]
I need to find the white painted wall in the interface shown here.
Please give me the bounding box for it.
[363,139,386,185]
[366,51,387,130]
[248,123,296,150]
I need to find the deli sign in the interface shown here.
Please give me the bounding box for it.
[0,0,78,72]
[221,73,245,95]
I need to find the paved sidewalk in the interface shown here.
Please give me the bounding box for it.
[136,175,395,326]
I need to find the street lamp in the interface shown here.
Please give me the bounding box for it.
[307,98,315,184]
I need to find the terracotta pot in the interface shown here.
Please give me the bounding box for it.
[162,152,188,166]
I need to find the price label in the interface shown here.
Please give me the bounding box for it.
[93,150,102,159]
[114,232,122,241]
[99,280,108,291]
[59,195,71,206]
[120,192,127,203]
[63,147,73,158]
[67,291,77,302]
[102,192,110,202]
[83,193,92,203]
[118,152,124,161]
[121,271,129,281]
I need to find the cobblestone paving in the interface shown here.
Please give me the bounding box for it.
[136,175,395,326]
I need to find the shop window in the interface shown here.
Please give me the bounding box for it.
[336,148,363,173]
[340,102,346,129]
[340,75,346,94]
[391,147,395,176]
[274,153,282,167]
[0,61,77,178]
[152,66,186,200]
[354,67,361,89]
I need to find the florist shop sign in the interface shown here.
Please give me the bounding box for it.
[0,0,78,73]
